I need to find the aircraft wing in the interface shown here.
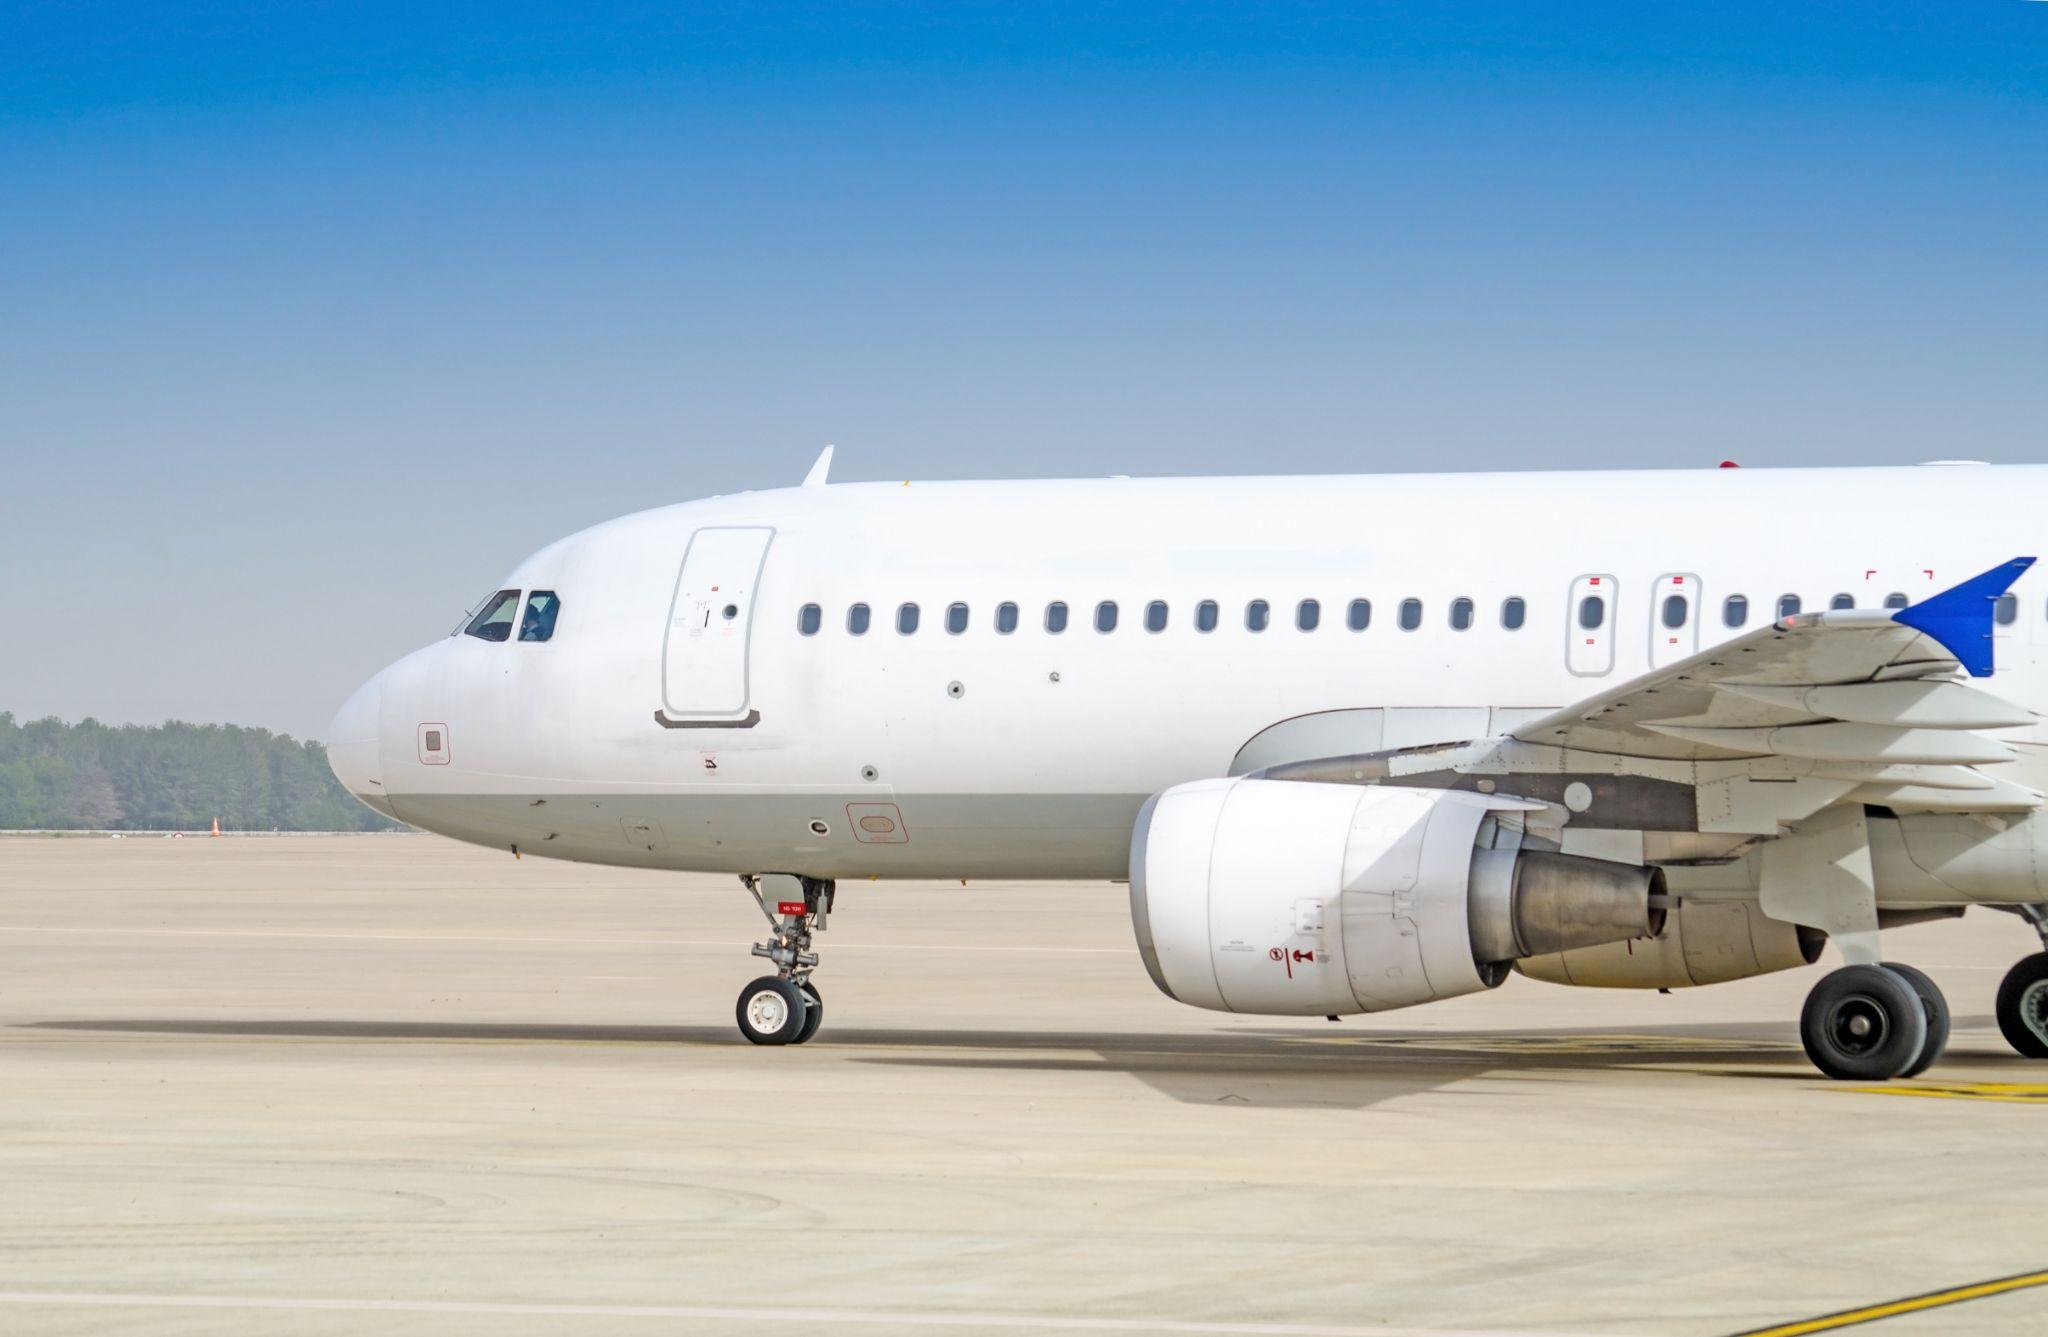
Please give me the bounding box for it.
[1512,558,2038,772]
[1258,558,2044,825]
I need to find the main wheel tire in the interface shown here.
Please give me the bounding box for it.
[1881,963,1949,1077]
[736,977,807,1046]
[793,981,823,1045]
[1995,952,2048,1059]
[1799,964,1929,1081]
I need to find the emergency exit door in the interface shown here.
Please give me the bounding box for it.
[661,527,774,719]
[1567,574,1616,677]
[1649,573,1700,668]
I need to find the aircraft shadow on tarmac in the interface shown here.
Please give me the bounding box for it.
[22,1015,2018,1108]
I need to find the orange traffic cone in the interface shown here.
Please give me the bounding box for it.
[210,818,221,838]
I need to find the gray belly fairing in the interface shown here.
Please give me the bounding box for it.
[388,790,1149,880]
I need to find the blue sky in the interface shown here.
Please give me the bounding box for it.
[2,2,2044,738]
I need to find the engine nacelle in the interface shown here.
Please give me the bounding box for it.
[1129,778,1665,1016]
[1515,901,1823,989]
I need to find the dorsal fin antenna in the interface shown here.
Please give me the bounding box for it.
[802,444,835,488]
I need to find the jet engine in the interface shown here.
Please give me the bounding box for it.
[1128,778,1666,1016]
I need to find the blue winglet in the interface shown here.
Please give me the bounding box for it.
[1892,557,2036,677]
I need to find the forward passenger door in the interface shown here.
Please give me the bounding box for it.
[660,527,774,722]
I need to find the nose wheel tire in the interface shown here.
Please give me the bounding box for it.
[1879,963,1949,1078]
[1995,952,2048,1059]
[1799,964,1929,1081]
[736,977,808,1046]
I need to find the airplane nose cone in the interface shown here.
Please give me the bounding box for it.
[327,673,396,818]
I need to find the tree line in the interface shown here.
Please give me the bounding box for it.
[0,713,401,832]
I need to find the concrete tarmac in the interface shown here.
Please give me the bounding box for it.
[1,834,2044,1337]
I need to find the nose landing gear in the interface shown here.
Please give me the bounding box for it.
[735,875,832,1046]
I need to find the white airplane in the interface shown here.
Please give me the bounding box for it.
[329,453,2048,1079]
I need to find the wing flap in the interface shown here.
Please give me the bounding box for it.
[1639,721,2017,766]
[1845,777,2043,813]
[1716,680,2036,730]
[1803,763,1994,791]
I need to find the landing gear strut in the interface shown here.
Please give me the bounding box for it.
[1799,962,1948,1081]
[1766,805,1947,1080]
[734,875,833,1046]
[1996,905,2048,1060]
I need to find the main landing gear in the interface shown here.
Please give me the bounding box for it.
[1995,905,2048,1060]
[1799,962,1949,1081]
[734,875,832,1046]
[1799,903,2048,1077]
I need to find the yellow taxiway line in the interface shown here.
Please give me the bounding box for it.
[1732,1268,2048,1335]
[1844,1082,2048,1104]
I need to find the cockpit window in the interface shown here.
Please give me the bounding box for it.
[463,589,521,642]
[520,591,562,642]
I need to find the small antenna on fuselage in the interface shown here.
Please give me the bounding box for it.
[802,444,835,487]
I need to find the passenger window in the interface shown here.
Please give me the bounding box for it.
[1501,597,1525,630]
[463,589,521,642]
[847,603,871,635]
[1883,592,1908,609]
[519,591,562,642]
[1045,601,1069,634]
[897,602,920,634]
[1347,598,1371,631]
[1777,594,1802,619]
[1399,598,1422,631]
[1297,599,1320,631]
[1095,601,1118,632]
[1723,595,1748,627]
[996,602,1019,634]
[1246,600,1270,632]
[1196,600,1219,633]
[1145,600,1168,633]
[1830,593,1854,611]
[797,603,822,636]
[1996,593,2019,626]
[1578,596,1605,630]
[1661,594,1687,629]
[1449,597,1473,631]
[946,602,969,634]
